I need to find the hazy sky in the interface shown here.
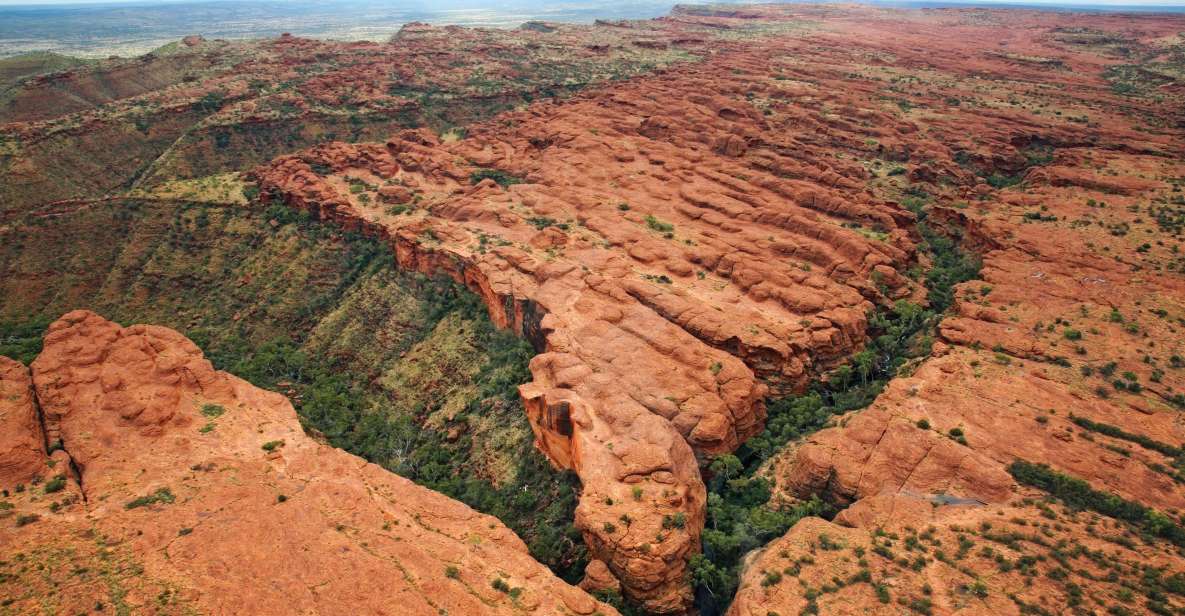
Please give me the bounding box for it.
[0,0,1182,5]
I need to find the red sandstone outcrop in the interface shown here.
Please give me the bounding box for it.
[253,44,924,606]
[729,494,1185,615]
[0,357,45,488]
[737,7,1185,614]
[2,311,618,616]
[6,4,1185,614]
[252,6,1185,609]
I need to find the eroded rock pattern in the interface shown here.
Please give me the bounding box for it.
[730,495,1185,615]
[254,4,1185,612]
[253,13,926,606]
[3,3,1184,614]
[2,311,617,616]
[0,357,45,488]
[734,5,1185,615]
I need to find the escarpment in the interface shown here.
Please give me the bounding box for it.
[1,310,618,616]
[0,357,46,489]
[253,34,922,608]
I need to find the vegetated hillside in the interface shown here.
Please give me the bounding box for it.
[0,191,589,581]
[0,51,93,93]
[0,20,705,217]
[0,312,618,616]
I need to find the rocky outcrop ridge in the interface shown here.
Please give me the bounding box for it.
[1,311,618,616]
[0,357,46,488]
[253,40,923,607]
[729,495,1185,615]
[736,5,1185,614]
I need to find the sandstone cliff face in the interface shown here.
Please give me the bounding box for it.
[5,4,1185,614]
[1,311,617,616]
[0,357,45,488]
[252,29,923,605]
[249,4,1185,608]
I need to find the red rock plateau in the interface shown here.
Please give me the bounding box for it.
[4,3,1185,615]
[731,494,1185,615]
[253,4,1185,614]
[253,15,924,611]
[0,310,618,615]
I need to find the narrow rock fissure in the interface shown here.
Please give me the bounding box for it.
[692,201,987,614]
[28,377,88,503]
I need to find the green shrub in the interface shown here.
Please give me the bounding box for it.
[125,487,175,510]
[0,317,54,365]
[692,194,981,613]
[644,215,674,233]
[43,475,66,494]
[470,168,523,187]
[1008,460,1185,548]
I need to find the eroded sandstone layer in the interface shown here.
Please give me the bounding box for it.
[731,495,1185,615]
[3,3,1184,614]
[0,311,617,616]
[720,5,1185,615]
[253,4,1185,613]
[253,11,926,606]
[0,356,46,488]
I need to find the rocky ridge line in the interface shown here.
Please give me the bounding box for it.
[0,310,618,616]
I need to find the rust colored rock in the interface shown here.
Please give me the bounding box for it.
[579,559,621,595]
[737,6,1185,613]
[252,47,923,606]
[0,357,46,489]
[4,311,619,616]
[729,495,1185,616]
[7,3,1185,613]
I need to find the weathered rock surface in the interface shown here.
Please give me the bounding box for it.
[5,3,1185,614]
[0,357,45,488]
[0,14,750,216]
[253,20,925,604]
[1,311,618,616]
[741,5,1185,615]
[730,495,1185,615]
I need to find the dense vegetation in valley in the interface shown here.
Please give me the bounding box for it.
[690,192,982,614]
[0,196,588,581]
[219,273,589,582]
